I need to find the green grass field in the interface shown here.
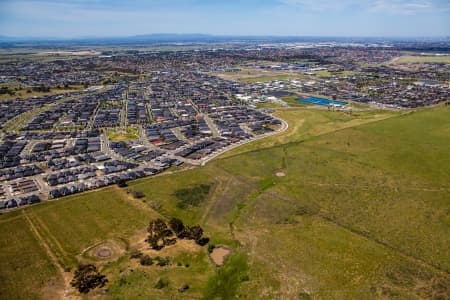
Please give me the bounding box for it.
[393,55,450,64]
[240,75,296,83]
[0,215,60,300]
[106,128,140,142]
[0,105,449,299]
[0,84,85,101]
[314,70,357,77]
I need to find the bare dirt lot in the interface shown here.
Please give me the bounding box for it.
[210,246,232,266]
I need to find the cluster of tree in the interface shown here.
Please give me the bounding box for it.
[145,218,209,250]
[0,86,15,96]
[32,85,51,93]
[169,218,208,244]
[70,264,108,294]
[146,218,176,250]
[117,179,128,188]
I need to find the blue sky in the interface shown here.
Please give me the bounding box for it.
[0,0,449,37]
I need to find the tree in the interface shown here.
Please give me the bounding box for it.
[147,219,169,238]
[189,225,203,240]
[117,179,128,188]
[168,218,185,236]
[196,237,210,246]
[146,219,173,250]
[163,237,177,246]
[70,264,108,294]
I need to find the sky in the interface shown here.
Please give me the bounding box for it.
[0,0,449,38]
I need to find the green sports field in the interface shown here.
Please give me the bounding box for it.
[0,105,449,299]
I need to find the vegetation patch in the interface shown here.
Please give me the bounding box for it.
[174,184,212,209]
[258,177,275,191]
[382,262,450,299]
[0,83,85,100]
[205,253,249,299]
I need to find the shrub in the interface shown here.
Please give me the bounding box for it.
[154,256,170,267]
[130,250,143,259]
[139,255,153,266]
[133,191,145,199]
[117,179,128,188]
[178,284,189,293]
[204,253,249,299]
[298,292,312,300]
[196,237,210,246]
[154,278,169,289]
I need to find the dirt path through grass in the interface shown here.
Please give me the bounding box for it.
[200,176,232,224]
[22,210,77,299]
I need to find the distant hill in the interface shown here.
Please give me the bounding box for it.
[0,34,437,43]
[0,34,448,50]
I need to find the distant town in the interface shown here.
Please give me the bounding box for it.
[0,41,448,210]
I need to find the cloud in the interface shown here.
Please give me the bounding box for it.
[1,0,193,22]
[278,0,362,11]
[279,0,449,14]
[1,0,448,37]
[370,0,433,15]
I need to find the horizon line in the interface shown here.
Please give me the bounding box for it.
[1,33,449,40]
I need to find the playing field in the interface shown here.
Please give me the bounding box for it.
[0,105,449,299]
